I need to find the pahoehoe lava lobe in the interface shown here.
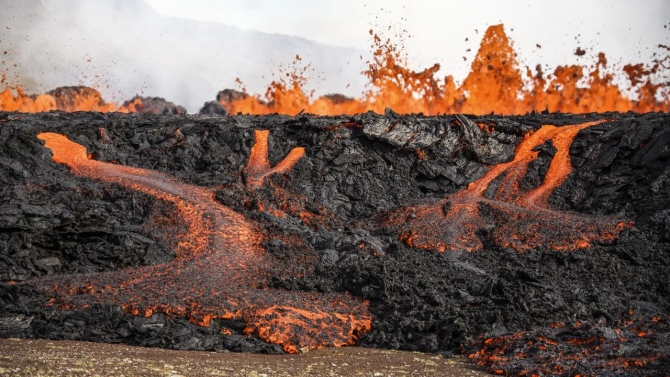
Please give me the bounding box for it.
[385,120,632,252]
[30,132,371,354]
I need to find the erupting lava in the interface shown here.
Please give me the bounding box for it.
[0,86,141,113]
[2,25,668,115]
[30,131,371,353]
[224,25,670,116]
[385,120,632,252]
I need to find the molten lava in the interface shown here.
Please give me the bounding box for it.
[2,25,668,115]
[224,25,670,116]
[467,315,670,376]
[30,132,371,353]
[0,86,140,113]
[243,130,305,190]
[385,120,631,252]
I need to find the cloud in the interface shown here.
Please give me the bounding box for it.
[1,0,368,112]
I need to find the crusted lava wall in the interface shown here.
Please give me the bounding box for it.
[0,111,669,374]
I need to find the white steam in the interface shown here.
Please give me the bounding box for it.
[0,0,368,112]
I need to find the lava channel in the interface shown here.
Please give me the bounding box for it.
[385,120,632,252]
[31,132,371,353]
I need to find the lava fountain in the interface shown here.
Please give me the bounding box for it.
[224,25,670,116]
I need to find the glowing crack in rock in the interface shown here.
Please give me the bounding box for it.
[385,120,632,253]
[243,130,305,189]
[31,132,371,354]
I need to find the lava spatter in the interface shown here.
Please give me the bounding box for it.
[224,25,670,116]
[0,86,141,113]
[385,120,632,253]
[31,132,371,353]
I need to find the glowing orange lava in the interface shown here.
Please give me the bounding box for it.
[385,120,632,253]
[3,25,667,116]
[0,87,140,113]
[225,25,670,116]
[468,315,669,376]
[31,132,371,353]
[243,130,305,189]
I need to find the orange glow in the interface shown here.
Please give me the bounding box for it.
[0,88,57,112]
[33,132,371,353]
[0,87,140,113]
[469,315,669,375]
[243,130,305,189]
[224,24,669,116]
[385,120,632,252]
[3,25,667,115]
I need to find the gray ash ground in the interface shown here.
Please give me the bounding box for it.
[0,110,669,376]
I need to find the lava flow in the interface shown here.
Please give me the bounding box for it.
[243,130,305,189]
[467,315,670,376]
[30,131,371,353]
[385,120,631,253]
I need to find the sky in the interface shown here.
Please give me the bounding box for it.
[144,0,670,80]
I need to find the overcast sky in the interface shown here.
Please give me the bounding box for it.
[144,0,670,80]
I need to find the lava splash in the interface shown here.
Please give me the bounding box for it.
[385,120,632,252]
[0,86,141,113]
[30,132,371,353]
[223,25,670,116]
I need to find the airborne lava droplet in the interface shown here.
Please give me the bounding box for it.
[31,132,371,353]
[386,120,633,252]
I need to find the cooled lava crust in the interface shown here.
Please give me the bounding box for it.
[1,111,669,375]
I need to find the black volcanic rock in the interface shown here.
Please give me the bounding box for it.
[216,89,249,104]
[199,89,251,115]
[0,111,668,375]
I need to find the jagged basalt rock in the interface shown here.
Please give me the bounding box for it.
[199,101,228,116]
[0,111,669,375]
[123,96,187,115]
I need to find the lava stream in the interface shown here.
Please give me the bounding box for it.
[243,130,305,189]
[31,132,371,353]
[386,120,632,252]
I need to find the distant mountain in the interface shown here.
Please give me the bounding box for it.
[0,0,368,112]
